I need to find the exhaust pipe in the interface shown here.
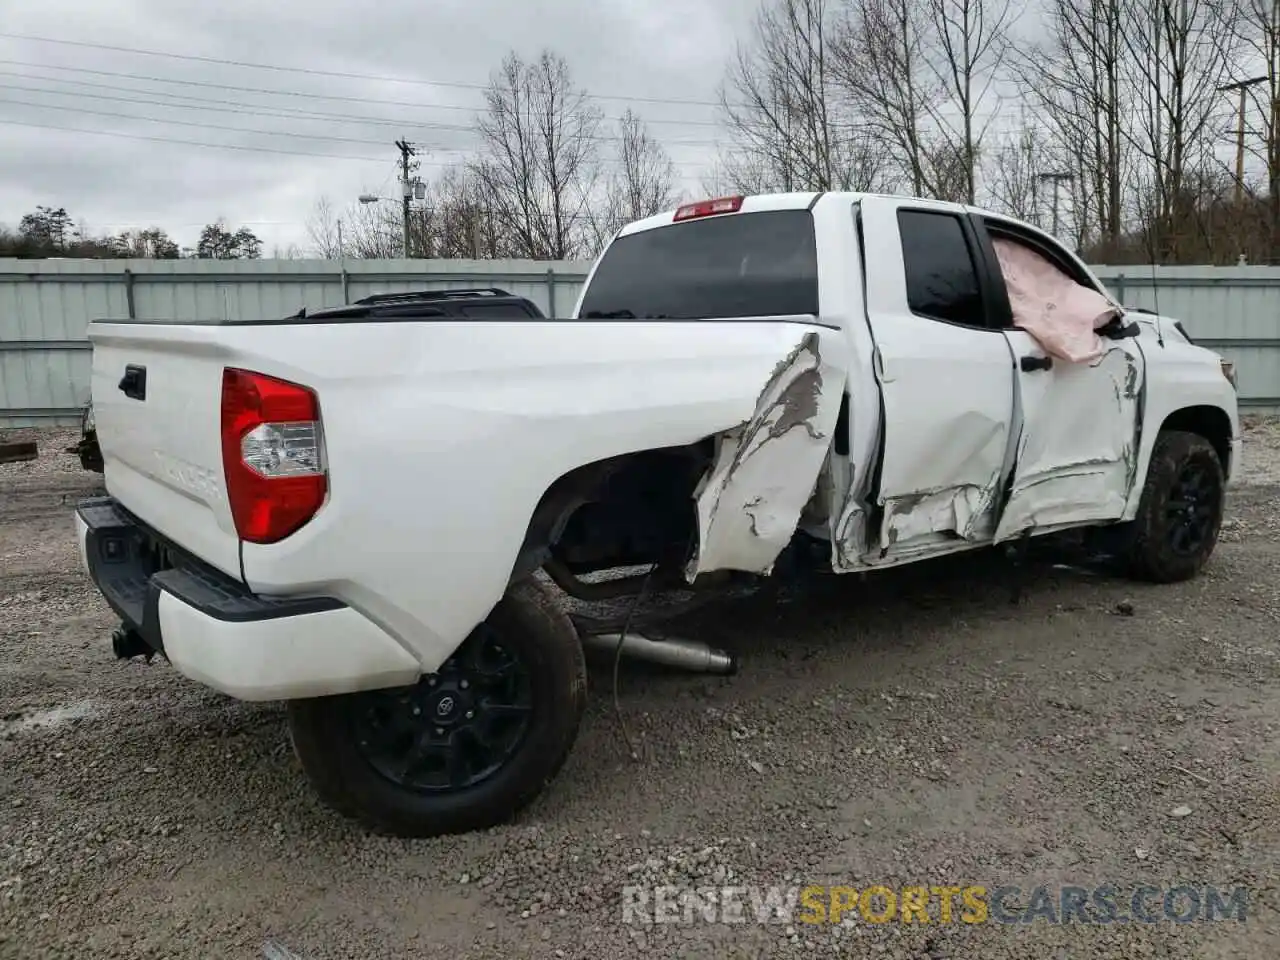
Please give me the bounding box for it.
[581,632,738,675]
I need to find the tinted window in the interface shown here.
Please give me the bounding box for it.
[578,210,818,320]
[898,210,985,327]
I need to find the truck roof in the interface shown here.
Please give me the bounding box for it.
[617,192,824,237]
[617,191,1003,238]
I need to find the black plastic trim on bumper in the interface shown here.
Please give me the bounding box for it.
[77,496,345,655]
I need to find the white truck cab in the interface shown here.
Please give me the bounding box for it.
[75,192,1239,837]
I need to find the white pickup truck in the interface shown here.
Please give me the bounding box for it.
[76,192,1240,837]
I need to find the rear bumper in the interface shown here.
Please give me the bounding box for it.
[75,497,421,700]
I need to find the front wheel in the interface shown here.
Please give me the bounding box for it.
[287,578,587,838]
[1118,430,1226,583]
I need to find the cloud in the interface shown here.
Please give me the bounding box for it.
[0,0,746,252]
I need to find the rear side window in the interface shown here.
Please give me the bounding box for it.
[577,210,818,320]
[897,210,985,327]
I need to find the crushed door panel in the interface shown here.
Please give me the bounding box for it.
[985,229,1146,542]
[994,334,1144,542]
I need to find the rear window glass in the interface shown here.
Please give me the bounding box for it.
[577,209,818,320]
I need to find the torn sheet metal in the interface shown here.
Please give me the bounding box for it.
[832,477,1001,570]
[687,331,844,578]
[992,344,1143,542]
[864,408,1010,560]
[830,495,871,569]
[880,476,1001,549]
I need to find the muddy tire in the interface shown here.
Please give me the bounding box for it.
[287,578,587,838]
[1119,430,1226,584]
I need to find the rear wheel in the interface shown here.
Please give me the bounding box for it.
[287,578,586,837]
[1119,430,1226,583]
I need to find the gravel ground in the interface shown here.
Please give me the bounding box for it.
[1,422,1278,959]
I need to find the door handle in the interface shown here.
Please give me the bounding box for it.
[118,365,147,400]
[1020,354,1053,373]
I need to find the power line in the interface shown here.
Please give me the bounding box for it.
[0,77,413,128]
[0,110,715,175]
[0,117,390,162]
[0,32,726,109]
[1,96,416,147]
[0,81,724,149]
[0,58,441,109]
[0,65,725,129]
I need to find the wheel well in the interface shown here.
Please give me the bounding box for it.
[508,440,715,584]
[1160,405,1232,472]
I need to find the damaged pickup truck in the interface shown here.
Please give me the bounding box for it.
[75,192,1240,837]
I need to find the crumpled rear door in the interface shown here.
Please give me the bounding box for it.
[848,198,1018,564]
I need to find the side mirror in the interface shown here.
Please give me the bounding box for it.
[1098,315,1140,340]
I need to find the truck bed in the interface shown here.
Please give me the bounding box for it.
[86,309,845,673]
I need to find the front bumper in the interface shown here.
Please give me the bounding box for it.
[75,497,420,700]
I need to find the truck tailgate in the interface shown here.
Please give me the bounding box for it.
[88,323,242,579]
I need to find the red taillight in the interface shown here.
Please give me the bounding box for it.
[220,368,326,544]
[673,195,744,221]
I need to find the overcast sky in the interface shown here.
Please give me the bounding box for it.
[0,0,752,252]
[0,1,1257,256]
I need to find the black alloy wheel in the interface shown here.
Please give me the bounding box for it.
[1164,458,1222,559]
[1121,430,1226,583]
[351,625,533,793]
[287,577,587,838]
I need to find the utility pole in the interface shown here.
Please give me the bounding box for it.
[1218,76,1268,206]
[1037,172,1074,237]
[395,139,415,258]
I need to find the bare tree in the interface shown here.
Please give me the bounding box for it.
[611,110,679,223]
[343,196,402,259]
[923,0,1015,203]
[988,117,1051,222]
[722,0,890,192]
[589,110,679,249]
[1120,0,1239,260]
[833,0,940,195]
[426,166,513,260]
[1013,0,1132,254]
[1226,0,1280,260]
[703,150,778,196]
[305,196,345,258]
[470,50,603,260]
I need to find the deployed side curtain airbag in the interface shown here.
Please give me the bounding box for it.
[992,238,1119,363]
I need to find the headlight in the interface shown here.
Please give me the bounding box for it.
[1220,359,1238,391]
